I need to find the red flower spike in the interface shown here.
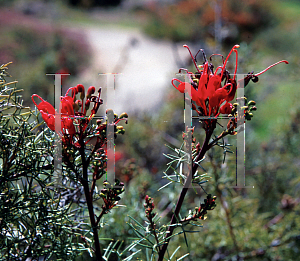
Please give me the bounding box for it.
[32,84,108,148]
[172,44,288,117]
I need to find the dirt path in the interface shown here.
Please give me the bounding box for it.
[72,24,189,114]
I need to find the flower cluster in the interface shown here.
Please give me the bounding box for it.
[32,84,101,141]
[172,45,288,118]
[99,179,125,213]
[194,194,217,220]
[144,195,156,219]
[180,194,217,222]
[32,84,128,148]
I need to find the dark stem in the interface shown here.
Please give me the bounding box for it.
[96,208,106,226]
[157,128,214,260]
[79,140,103,260]
[149,216,161,253]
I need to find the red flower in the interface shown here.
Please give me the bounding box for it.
[32,93,75,135]
[172,45,288,117]
[32,84,101,138]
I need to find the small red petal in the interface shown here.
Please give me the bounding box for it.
[40,111,55,131]
[61,96,74,115]
[220,102,233,114]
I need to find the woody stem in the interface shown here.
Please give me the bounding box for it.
[79,138,103,260]
[157,127,214,261]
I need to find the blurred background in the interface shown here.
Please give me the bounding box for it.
[1,0,300,259]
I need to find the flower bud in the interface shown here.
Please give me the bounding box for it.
[117,126,125,134]
[85,100,90,110]
[248,100,256,106]
[193,78,199,84]
[87,86,95,98]
[119,112,128,119]
[76,84,85,100]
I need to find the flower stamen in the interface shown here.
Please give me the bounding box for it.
[183,45,201,74]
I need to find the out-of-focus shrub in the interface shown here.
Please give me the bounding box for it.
[67,0,122,8]
[0,9,91,106]
[140,0,275,46]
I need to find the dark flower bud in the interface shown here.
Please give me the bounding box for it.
[76,84,85,100]
[85,100,90,110]
[248,100,256,106]
[87,86,95,98]
[76,84,84,93]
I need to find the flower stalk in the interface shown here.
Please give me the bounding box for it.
[158,128,214,260]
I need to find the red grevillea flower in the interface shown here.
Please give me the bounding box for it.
[172,45,288,117]
[32,84,101,138]
[32,93,76,135]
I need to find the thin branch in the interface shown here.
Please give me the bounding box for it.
[79,137,103,260]
[158,128,214,260]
